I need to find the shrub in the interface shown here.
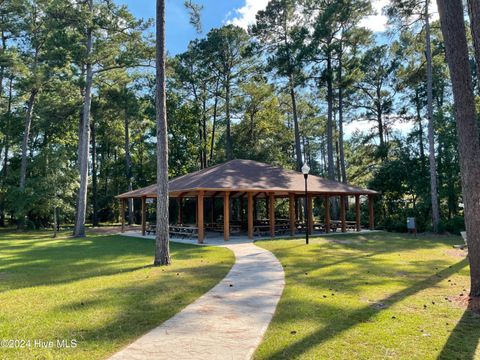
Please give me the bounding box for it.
[438,216,465,235]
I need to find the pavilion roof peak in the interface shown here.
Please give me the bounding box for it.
[117,159,379,199]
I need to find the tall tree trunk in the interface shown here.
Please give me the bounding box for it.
[53,205,57,238]
[124,107,134,224]
[250,112,255,143]
[338,48,347,183]
[335,139,341,182]
[209,81,219,163]
[225,79,232,160]
[326,48,335,180]
[91,120,98,227]
[154,0,171,266]
[437,0,480,297]
[19,89,38,190]
[415,89,426,169]
[468,0,480,93]
[289,75,303,171]
[326,47,338,218]
[0,77,12,227]
[73,0,93,237]
[425,2,440,232]
[0,31,6,98]
[376,89,386,160]
[201,87,207,168]
[321,135,327,175]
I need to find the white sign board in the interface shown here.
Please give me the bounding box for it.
[407,217,416,230]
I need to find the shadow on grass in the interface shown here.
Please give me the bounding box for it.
[438,310,480,360]
[0,232,213,292]
[0,231,235,358]
[266,259,468,359]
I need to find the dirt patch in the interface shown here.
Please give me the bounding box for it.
[451,295,480,314]
[444,248,467,258]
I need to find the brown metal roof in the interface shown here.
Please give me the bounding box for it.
[116,159,379,199]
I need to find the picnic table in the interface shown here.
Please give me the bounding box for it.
[205,223,242,234]
[146,224,156,235]
[169,225,198,239]
[345,221,357,230]
[254,224,290,237]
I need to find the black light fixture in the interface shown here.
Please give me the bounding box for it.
[302,162,310,245]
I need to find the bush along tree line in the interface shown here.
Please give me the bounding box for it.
[0,0,479,237]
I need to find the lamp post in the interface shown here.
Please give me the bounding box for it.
[302,162,310,245]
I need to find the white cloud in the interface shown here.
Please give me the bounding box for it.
[359,0,439,33]
[359,0,389,33]
[344,120,373,138]
[344,119,414,139]
[225,0,269,30]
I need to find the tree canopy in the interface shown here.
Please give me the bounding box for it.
[0,0,477,237]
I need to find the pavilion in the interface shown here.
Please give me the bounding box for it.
[116,159,379,243]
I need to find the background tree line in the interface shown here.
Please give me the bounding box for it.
[0,0,478,235]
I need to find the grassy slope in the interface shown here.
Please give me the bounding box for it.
[255,232,480,360]
[0,231,234,359]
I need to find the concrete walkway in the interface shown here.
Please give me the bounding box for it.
[110,234,285,360]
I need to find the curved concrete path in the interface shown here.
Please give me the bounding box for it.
[110,237,285,360]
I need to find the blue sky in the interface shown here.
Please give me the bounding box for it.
[115,0,404,56]
[115,0,424,137]
[117,0,249,55]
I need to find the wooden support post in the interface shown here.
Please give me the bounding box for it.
[269,193,275,238]
[248,192,253,239]
[195,197,198,226]
[197,191,204,243]
[224,192,230,241]
[141,197,146,236]
[324,196,330,233]
[240,197,244,224]
[308,195,314,235]
[177,197,183,225]
[369,195,375,230]
[211,197,215,223]
[120,199,125,233]
[340,195,346,233]
[289,193,296,236]
[265,196,269,221]
[294,196,299,221]
[355,195,361,232]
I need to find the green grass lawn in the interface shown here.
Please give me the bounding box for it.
[255,232,480,360]
[0,230,234,360]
